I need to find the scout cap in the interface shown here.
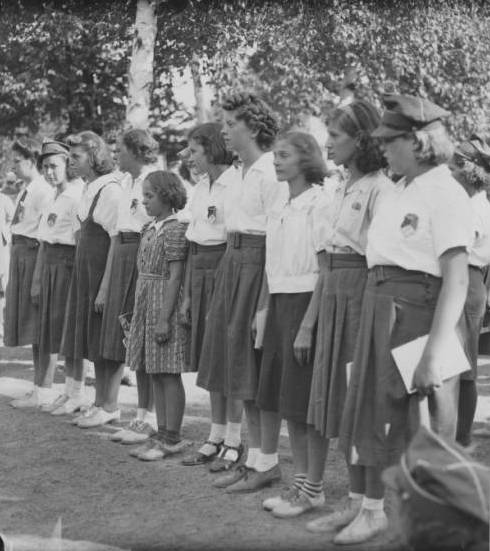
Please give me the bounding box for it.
[38,138,70,164]
[455,134,490,172]
[372,94,450,138]
[383,425,490,524]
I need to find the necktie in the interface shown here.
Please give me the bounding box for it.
[11,189,28,226]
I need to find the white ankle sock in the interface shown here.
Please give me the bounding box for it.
[244,447,260,469]
[71,379,84,398]
[348,491,364,501]
[144,411,157,428]
[362,497,384,511]
[136,408,146,421]
[65,377,74,397]
[224,422,241,447]
[209,423,226,443]
[254,452,278,472]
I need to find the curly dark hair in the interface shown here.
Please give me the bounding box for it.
[187,122,233,165]
[328,100,387,174]
[12,137,41,163]
[66,131,114,176]
[275,131,327,184]
[122,128,159,165]
[145,170,187,211]
[221,92,279,151]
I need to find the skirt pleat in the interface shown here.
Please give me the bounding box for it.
[339,270,442,468]
[60,233,110,362]
[197,235,265,400]
[189,244,226,372]
[307,266,367,437]
[100,239,139,362]
[38,245,75,355]
[4,243,39,347]
[256,292,313,423]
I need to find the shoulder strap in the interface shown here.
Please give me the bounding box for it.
[88,185,107,218]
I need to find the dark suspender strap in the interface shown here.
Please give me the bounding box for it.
[87,185,107,218]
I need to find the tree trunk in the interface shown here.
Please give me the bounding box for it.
[191,54,207,123]
[126,0,157,129]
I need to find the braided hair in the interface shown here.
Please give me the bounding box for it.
[222,92,279,151]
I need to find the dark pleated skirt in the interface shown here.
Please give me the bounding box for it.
[38,244,75,355]
[196,233,265,400]
[339,267,445,468]
[256,292,313,423]
[307,255,368,438]
[4,241,39,347]
[189,242,226,372]
[460,266,486,380]
[100,238,139,362]
[60,225,110,362]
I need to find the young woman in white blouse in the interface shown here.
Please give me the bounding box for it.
[179,123,244,467]
[7,138,55,409]
[59,131,123,428]
[337,95,473,545]
[30,140,85,415]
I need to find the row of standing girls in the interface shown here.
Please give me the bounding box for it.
[175,92,490,546]
[5,90,490,547]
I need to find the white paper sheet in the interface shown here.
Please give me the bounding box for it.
[391,333,471,394]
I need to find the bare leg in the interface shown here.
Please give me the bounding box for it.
[306,425,330,484]
[260,409,281,454]
[456,379,478,446]
[152,374,167,431]
[94,359,105,407]
[136,370,154,411]
[210,391,227,425]
[163,374,185,434]
[244,400,261,449]
[103,360,125,412]
[287,420,309,474]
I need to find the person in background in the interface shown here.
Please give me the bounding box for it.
[60,131,123,428]
[450,134,490,447]
[243,132,325,496]
[338,95,473,545]
[126,171,191,461]
[0,178,14,340]
[178,123,239,467]
[197,92,286,489]
[7,138,55,409]
[30,139,86,415]
[102,129,160,442]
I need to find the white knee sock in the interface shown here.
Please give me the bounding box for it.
[136,408,146,421]
[254,452,279,472]
[209,423,227,443]
[362,496,384,511]
[244,447,260,469]
[144,410,157,428]
[71,379,84,398]
[224,422,241,447]
[65,377,74,397]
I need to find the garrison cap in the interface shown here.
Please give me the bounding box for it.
[39,138,70,164]
[455,134,490,172]
[383,426,490,525]
[372,94,450,138]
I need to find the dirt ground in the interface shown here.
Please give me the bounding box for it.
[1,346,490,551]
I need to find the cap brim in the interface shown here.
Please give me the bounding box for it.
[371,126,408,138]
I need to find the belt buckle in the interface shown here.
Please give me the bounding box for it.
[233,233,241,249]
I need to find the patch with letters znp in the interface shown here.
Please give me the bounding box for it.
[401,213,419,237]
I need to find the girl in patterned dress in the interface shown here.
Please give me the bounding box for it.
[127,170,191,461]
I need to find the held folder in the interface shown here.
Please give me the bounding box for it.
[391,334,470,394]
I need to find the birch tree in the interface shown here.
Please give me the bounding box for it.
[126,0,158,129]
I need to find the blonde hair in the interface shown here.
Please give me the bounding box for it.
[413,124,454,166]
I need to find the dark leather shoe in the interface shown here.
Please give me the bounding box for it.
[225,464,281,494]
[181,440,223,466]
[209,443,244,473]
[213,464,252,488]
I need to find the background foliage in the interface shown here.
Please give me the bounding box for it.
[0,0,489,166]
